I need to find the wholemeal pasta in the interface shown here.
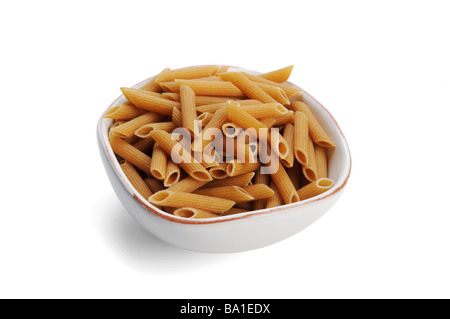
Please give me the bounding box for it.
[180,85,197,134]
[110,112,165,138]
[120,161,153,200]
[280,123,295,168]
[175,79,245,97]
[135,122,175,138]
[265,181,284,208]
[259,65,294,83]
[110,135,152,173]
[219,72,277,103]
[252,170,271,210]
[194,186,254,203]
[297,178,334,200]
[290,101,335,148]
[104,65,336,219]
[294,111,309,165]
[150,130,213,182]
[104,104,146,120]
[302,135,318,182]
[164,159,181,187]
[150,142,167,180]
[196,99,261,114]
[121,87,180,115]
[173,208,218,219]
[148,190,235,214]
[155,65,219,83]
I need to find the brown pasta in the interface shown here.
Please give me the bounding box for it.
[105,65,336,219]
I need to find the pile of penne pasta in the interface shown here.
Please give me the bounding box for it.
[105,65,336,219]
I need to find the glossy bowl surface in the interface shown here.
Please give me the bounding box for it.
[97,66,351,252]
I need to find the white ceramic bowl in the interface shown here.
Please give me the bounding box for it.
[97,66,351,253]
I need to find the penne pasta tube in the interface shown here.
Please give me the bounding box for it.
[121,87,181,115]
[110,135,152,173]
[294,111,309,166]
[192,76,223,81]
[135,122,175,138]
[209,163,229,179]
[197,112,214,127]
[193,104,229,156]
[280,123,295,168]
[104,104,146,120]
[120,161,153,200]
[227,160,260,177]
[110,112,165,138]
[131,137,154,153]
[194,96,241,106]
[302,135,318,182]
[290,102,335,148]
[227,102,289,159]
[270,164,300,204]
[252,170,270,210]
[265,181,284,208]
[194,186,254,203]
[219,72,277,103]
[155,65,219,83]
[166,176,208,193]
[180,85,197,134]
[148,190,235,214]
[201,172,255,189]
[196,99,261,114]
[297,178,334,200]
[222,122,242,138]
[241,72,302,97]
[221,208,247,216]
[172,106,182,128]
[242,184,275,201]
[271,110,295,126]
[164,159,181,187]
[259,118,277,129]
[144,177,165,194]
[162,92,180,101]
[159,81,180,93]
[259,65,294,83]
[150,142,167,180]
[314,144,328,179]
[174,207,219,219]
[149,130,212,182]
[238,103,289,119]
[217,65,230,73]
[253,82,290,104]
[175,79,245,97]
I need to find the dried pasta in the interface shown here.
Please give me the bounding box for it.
[104,64,336,219]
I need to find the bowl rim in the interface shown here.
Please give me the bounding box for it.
[98,66,352,225]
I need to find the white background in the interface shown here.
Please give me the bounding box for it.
[1,0,449,299]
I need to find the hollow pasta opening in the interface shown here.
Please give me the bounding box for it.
[278,141,288,158]
[304,168,317,182]
[174,209,195,218]
[317,178,334,188]
[226,163,235,176]
[151,170,164,180]
[295,150,307,165]
[165,172,179,186]
[211,169,228,179]
[290,192,300,203]
[151,191,170,202]
[192,171,211,181]
[276,104,288,114]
